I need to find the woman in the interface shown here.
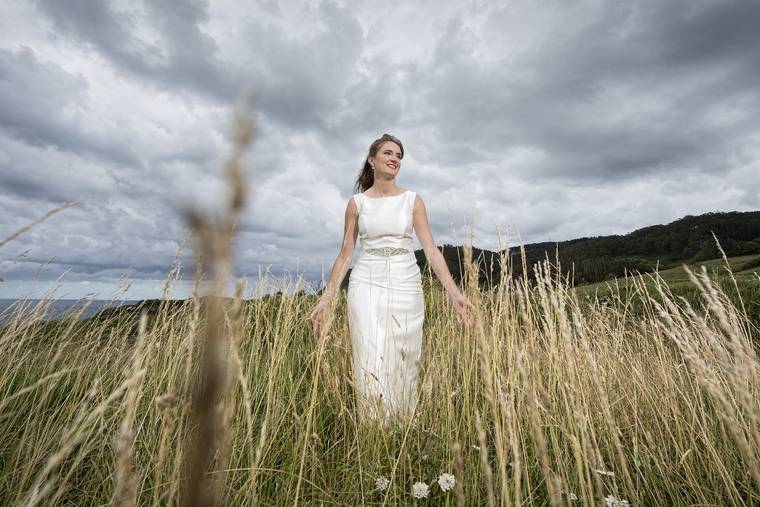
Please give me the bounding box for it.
[306,133,475,426]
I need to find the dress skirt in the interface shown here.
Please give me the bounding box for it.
[347,251,424,425]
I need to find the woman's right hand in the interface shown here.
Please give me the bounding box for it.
[305,296,333,336]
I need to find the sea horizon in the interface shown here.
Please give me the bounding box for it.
[0,290,308,325]
[0,298,145,326]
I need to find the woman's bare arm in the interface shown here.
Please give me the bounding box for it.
[412,194,460,296]
[320,197,359,300]
[412,193,474,326]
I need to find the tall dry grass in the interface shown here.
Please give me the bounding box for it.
[1,102,759,505]
[2,242,758,506]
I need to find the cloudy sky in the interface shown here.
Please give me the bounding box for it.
[1,0,758,300]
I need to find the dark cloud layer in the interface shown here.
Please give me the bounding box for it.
[422,1,760,181]
[35,0,238,101]
[1,0,758,299]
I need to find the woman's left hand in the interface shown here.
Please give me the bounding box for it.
[449,291,475,327]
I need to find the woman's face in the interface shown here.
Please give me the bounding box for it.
[369,141,402,177]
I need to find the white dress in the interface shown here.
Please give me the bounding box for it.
[347,190,425,426]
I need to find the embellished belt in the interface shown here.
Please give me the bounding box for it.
[365,247,410,257]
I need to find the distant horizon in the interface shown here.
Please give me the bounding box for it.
[2,208,758,300]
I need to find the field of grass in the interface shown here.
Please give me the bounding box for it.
[574,254,760,332]
[1,107,758,505]
[577,254,760,289]
[0,248,758,505]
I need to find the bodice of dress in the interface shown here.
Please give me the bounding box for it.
[353,190,416,254]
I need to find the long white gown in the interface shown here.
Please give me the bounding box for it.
[347,189,425,426]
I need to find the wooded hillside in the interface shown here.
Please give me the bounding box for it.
[344,211,760,289]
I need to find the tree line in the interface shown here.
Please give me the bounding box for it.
[341,211,760,290]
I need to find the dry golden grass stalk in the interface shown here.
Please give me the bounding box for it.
[214,279,247,501]
[248,416,269,507]
[0,368,78,414]
[293,301,334,504]
[180,92,254,507]
[475,409,496,507]
[463,243,512,503]
[166,254,206,507]
[21,369,146,507]
[652,264,760,493]
[228,281,255,433]
[161,231,192,300]
[151,389,179,506]
[111,311,149,507]
[519,336,561,507]
[452,441,466,507]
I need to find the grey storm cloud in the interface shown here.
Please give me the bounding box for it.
[419,0,760,180]
[33,0,365,129]
[0,47,86,147]
[1,0,759,300]
[34,0,238,101]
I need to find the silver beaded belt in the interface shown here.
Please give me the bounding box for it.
[365,246,410,257]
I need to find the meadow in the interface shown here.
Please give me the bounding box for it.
[1,106,758,505]
[0,244,758,505]
[574,254,760,330]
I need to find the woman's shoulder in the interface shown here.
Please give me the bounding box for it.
[410,191,426,213]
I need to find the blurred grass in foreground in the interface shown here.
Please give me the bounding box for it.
[0,245,758,505]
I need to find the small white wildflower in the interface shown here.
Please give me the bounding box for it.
[437,473,455,492]
[604,494,630,506]
[472,445,480,451]
[595,468,615,477]
[411,481,429,499]
[374,476,389,491]
[568,492,578,501]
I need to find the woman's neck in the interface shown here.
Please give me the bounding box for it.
[369,181,400,195]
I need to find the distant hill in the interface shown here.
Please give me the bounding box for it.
[341,210,760,289]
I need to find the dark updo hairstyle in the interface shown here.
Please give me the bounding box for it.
[354,133,405,193]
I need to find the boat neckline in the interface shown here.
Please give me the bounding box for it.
[361,190,407,199]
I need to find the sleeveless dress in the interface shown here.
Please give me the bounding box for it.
[347,190,425,426]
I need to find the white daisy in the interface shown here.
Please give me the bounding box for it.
[374,476,389,491]
[411,481,429,499]
[437,473,455,492]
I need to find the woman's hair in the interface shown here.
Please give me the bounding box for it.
[354,133,405,193]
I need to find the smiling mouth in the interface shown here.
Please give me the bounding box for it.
[388,164,398,169]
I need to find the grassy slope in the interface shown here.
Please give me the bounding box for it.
[575,254,759,294]
[1,255,758,505]
[574,254,760,334]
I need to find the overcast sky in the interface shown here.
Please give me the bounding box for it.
[1,0,759,300]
